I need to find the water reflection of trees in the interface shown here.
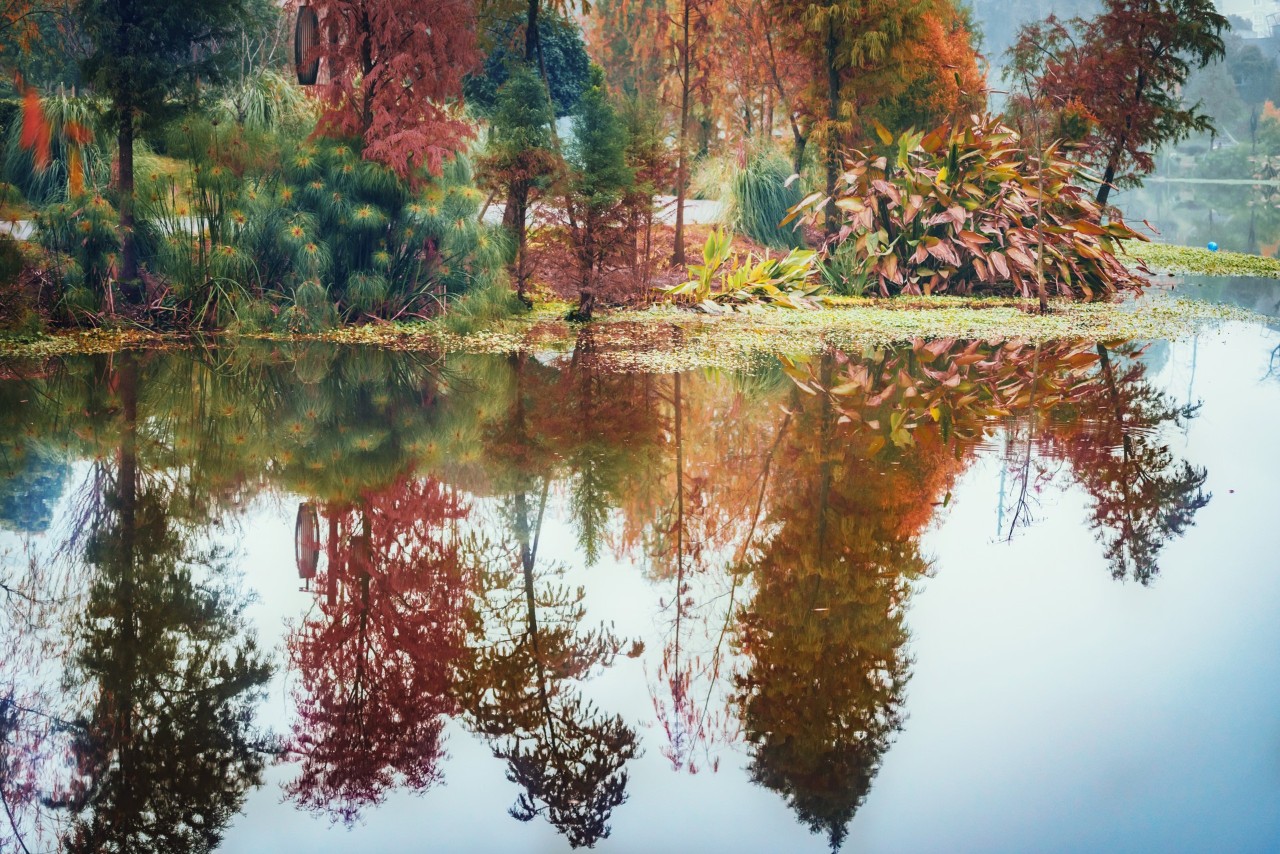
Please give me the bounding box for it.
[733,363,961,849]
[0,337,1216,851]
[1059,345,1209,584]
[283,477,471,824]
[456,347,645,848]
[1,353,273,853]
[799,339,1212,584]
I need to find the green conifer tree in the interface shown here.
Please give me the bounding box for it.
[566,66,632,321]
[477,66,562,304]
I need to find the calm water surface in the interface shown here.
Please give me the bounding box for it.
[1,292,1279,853]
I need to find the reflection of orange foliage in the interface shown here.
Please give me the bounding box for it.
[1264,101,1280,123]
[732,359,965,848]
[284,476,473,824]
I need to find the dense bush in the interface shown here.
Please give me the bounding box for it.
[0,234,38,332]
[727,148,805,250]
[31,114,509,328]
[803,114,1148,299]
[3,92,109,207]
[277,138,507,324]
[34,193,120,317]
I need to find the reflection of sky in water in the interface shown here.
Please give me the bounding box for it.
[861,328,1280,853]
[2,314,1279,853]
[210,326,1280,853]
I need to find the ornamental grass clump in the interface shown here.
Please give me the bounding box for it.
[728,148,805,250]
[795,114,1149,299]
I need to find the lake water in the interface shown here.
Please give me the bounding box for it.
[1,288,1279,853]
[1117,180,1280,257]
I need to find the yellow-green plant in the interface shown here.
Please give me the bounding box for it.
[661,228,824,309]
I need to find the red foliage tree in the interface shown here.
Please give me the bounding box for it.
[303,0,483,177]
[283,476,473,823]
[1008,1,1228,206]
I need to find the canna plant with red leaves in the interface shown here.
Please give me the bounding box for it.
[300,0,482,179]
[794,114,1149,300]
[783,338,1113,455]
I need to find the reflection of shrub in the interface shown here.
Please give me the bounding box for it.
[808,115,1148,299]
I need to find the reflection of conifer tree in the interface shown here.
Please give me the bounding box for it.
[566,331,611,566]
[543,330,665,567]
[463,496,639,848]
[49,354,273,854]
[284,477,472,823]
[1058,345,1210,584]
[735,361,953,851]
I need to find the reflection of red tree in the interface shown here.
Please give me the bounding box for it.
[283,477,472,824]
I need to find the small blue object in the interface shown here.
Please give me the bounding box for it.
[1207,242,1219,252]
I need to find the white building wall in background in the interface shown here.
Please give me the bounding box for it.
[1219,0,1280,36]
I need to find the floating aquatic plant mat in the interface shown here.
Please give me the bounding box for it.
[0,328,179,361]
[293,296,1265,373]
[1123,242,1280,279]
[0,295,1266,370]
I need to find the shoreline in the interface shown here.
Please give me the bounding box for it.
[1,292,1267,371]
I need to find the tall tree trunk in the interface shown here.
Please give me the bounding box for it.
[513,184,530,305]
[1096,150,1120,208]
[525,0,540,63]
[117,112,139,301]
[577,211,596,320]
[1096,67,1145,208]
[824,18,841,237]
[671,0,691,266]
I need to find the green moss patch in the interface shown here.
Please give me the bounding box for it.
[1124,242,1280,278]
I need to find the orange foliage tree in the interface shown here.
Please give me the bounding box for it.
[303,0,483,178]
[879,5,986,130]
[584,0,669,101]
